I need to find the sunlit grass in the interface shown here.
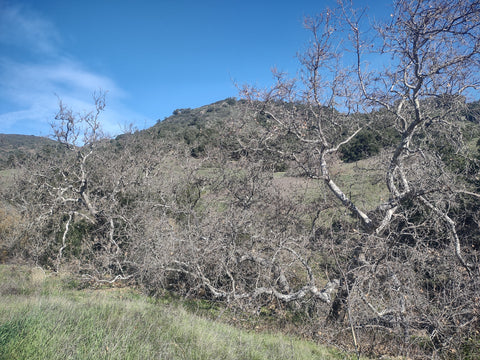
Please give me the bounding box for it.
[0,265,356,360]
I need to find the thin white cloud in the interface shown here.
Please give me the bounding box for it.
[0,58,123,105]
[0,3,61,56]
[0,3,144,136]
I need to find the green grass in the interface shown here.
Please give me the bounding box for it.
[0,265,355,360]
[333,159,387,211]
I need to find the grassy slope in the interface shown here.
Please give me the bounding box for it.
[0,265,357,360]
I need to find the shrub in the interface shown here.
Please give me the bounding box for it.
[340,129,381,162]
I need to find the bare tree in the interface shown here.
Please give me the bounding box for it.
[11,92,134,278]
[238,0,480,356]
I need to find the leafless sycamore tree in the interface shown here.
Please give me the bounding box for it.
[236,0,480,356]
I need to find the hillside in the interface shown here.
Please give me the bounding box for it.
[1,96,480,359]
[113,98,245,159]
[0,134,56,170]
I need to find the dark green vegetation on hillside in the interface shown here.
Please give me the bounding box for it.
[2,0,480,359]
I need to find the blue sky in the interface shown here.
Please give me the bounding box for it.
[0,0,391,137]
